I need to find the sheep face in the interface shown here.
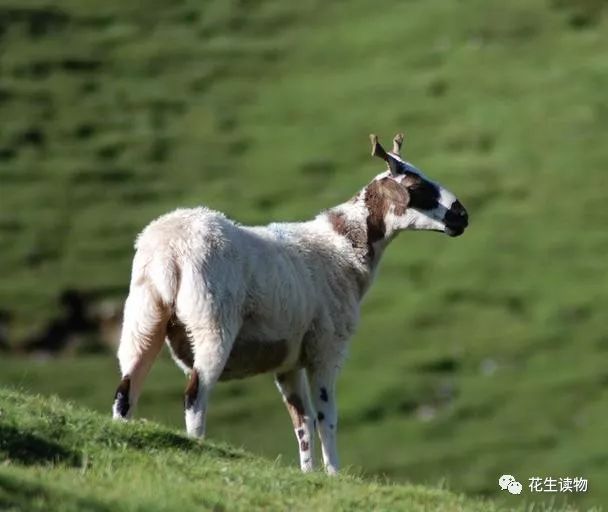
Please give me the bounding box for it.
[369,134,469,238]
[377,164,468,237]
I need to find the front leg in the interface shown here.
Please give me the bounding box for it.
[308,365,340,474]
[275,369,315,472]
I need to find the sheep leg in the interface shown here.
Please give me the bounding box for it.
[275,369,316,472]
[183,318,239,438]
[308,366,340,474]
[113,285,169,420]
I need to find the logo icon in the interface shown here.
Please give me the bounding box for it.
[499,475,523,495]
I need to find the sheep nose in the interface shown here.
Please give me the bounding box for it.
[445,200,469,229]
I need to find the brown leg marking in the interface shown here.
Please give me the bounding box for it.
[184,371,199,410]
[286,393,306,427]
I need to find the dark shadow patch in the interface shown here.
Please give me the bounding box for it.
[360,405,386,423]
[0,6,70,38]
[97,143,123,161]
[112,428,243,460]
[427,78,449,97]
[81,80,99,95]
[0,424,80,466]
[0,473,112,512]
[19,289,98,354]
[61,58,102,73]
[0,148,16,161]
[0,87,13,104]
[149,138,170,163]
[418,357,461,374]
[0,309,10,351]
[74,123,96,140]
[551,0,605,30]
[17,127,45,148]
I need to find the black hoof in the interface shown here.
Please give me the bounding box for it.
[113,376,131,418]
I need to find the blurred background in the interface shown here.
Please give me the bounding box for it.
[0,0,607,508]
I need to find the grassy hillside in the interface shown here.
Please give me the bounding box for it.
[1,0,607,510]
[0,388,514,512]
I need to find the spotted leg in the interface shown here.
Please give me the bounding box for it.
[308,365,340,474]
[275,368,316,472]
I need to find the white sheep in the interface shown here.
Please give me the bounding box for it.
[112,133,469,474]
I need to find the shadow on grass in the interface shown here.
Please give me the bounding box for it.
[0,424,80,466]
[104,425,244,460]
[0,473,111,512]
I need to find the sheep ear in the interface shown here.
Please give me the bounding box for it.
[370,134,403,175]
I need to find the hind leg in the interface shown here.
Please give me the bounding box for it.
[112,284,169,420]
[180,312,240,438]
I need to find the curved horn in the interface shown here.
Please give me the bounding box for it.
[392,133,404,155]
[370,133,403,175]
[370,134,389,162]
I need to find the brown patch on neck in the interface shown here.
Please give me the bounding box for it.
[326,209,371,294]
[364,178,409,260]
[327,210,366,252]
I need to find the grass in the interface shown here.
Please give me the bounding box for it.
[0,0,607,510]
[0,355,604,511]
[0,387,514,512]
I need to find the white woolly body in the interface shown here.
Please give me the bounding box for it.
[121,206,366,380]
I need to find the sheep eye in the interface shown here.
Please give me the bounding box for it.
[403,174,421,189]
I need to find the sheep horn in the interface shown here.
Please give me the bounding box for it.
[392,133,404,155]
[370,134,390,162]
[370,134,403,175]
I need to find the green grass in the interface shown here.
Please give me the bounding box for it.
[0,0,607,510]
[0,388,515,512]
[0,355,604,511]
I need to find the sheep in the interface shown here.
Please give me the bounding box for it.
[112,133,469,474]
